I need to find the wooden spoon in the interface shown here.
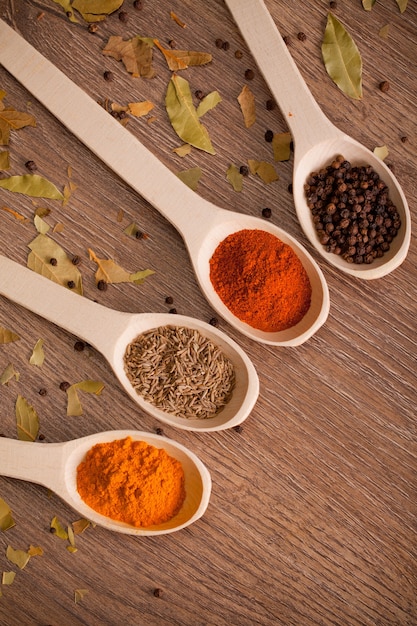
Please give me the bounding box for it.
[0,430,211,535]
[225,0,411,279]
[0,19,329,346]
[0,254,260,432]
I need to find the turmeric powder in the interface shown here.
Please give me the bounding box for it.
[76,437,186,527]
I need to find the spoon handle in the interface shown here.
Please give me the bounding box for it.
[225,0,340,153]
[0,255,131,352]
[0,20,215,241]
[0,437,63,489]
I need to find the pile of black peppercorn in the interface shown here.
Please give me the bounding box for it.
[304,155,401,264]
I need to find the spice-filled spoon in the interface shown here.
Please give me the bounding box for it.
[0,255,259,432]
[225,0,411,279]
[0,430,211,535]
[0,20,329,346]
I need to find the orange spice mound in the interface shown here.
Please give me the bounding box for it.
[209,229,312,332]
[76,437,186,527]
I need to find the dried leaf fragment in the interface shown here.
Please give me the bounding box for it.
[72,0,123,22]
[2,571,16,585]
[237,85,256,128]
[166,75,215,154]
[173,144,192,157]
[170,11,186,28]
[374,145,389,160]
[0,363,20,385]
[28,545,43,556]
[6,545,31,569]
[66,380,105,417]
[197,91,222,118]
[75,588,89,604]
[1,206,28,221]
[88,248,154,285]
[272,132,292,162]
[362,0,376,9]
[0,150,10,169]
[0,497,15,531]
[128,101,155,117]
[50,516,69,540]
[395,0,408,12]
[0,327,20,343]
[226,164,243,192]
[16,394,40,441]
[72,518,91,534]
[154,39,212,71]
[102,36,155,78]
[248,159,279,183]
[0,175,64,200]
[176,167,202,191]
[322,13,362,100]
[29,339,45,366]
[27,233,83,295]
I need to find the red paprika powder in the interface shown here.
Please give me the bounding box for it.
[209,229,311,332]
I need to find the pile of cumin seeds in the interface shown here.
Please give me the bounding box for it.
[124,325,236,419]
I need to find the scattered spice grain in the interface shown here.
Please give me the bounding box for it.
[266,98,276,110]
[297,32,307,41]
[264,130,274,143]
[379,80,390,92]
[133,0,143,9]
[59,381,70,391]
[88,23,99,33]
[222,41,230,51]
[97,280,108,291]
[165,296,174,305]
[235,49,243,59]
[239,165,249,176]
[72,255,81,266]
[209,229,312,332]
[67,280,76,289]
[169,308,177,314]
[118,10,128,22]
[38,388,47,396]
[244,69,255,80]
[262,207,272,218]
[215,38,224,48]
[153,588,163,598]
[74,341,85,352]
[103,71,114,82]
[400,136,408,143]
[76,437,186,527]
[209,317,219,327]
[50,257,57,266]
[124,325,235,419]
[25,160,37,172]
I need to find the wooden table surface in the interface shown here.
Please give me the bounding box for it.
[0,1,415,624]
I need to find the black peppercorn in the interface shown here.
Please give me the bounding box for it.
[379,80,390,92]
[169,308,177,314]
[153,588,163,598]
[133,0,143,9]
[244,69,255,80]
[168,39,176,48]
[25,160,37,172]
[297,32,307,42]
[239,165,249,176]
[264,129,274,143]
[234,49,243,59]
[67,280,75,289]
[262,207,272,218]
[155,427,164,436]
[215,38,223,48]
[209,317,219,327]
[195,89,204,100]
[283,35,291,46]
[74,341,85,352]
[266,98,276,110]
[50,257,57,266]
[233,425,243,433]
[59,381,70,391]
[88,23,98,33]
[97,280,108,291]
[72,255,81,265]
[221,41,230,51]
[39,388,47,396]
[165,296,174,304]
[103,70,114,82]
[118,10,128,22]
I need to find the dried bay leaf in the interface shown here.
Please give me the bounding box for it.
[237,85,256,128]
[72,518,91,534]
[0,175,64,200]
[2,571,16,585]
[6,545,31,569]
[173,143,192,157]
[322,13,362,100]
[28,545,43,556]
[0,363,20,385]
[0,497,15,531]
[374,145,389,160]
[66,380,104,417]
[166,75,215,154]
[34,213,50,234]
[128,101,155,117]
[226,164,243,192]
[0,326,20,343]
[50,516,69,539]
[88,248,154,285]
[154,39,212,71]
[395,0,408,12]
[72,0,123,22]
[16,394,39,441]
[102,36,155,78]
[27,233,83,295]
[362,0,376,9]
[196,91,222,118]
[0,107,36,134]
[29,339,45,366]
[379,24,390,39]
[272,132,292,162]
[177,167,202,191]
[248,159,279,183]
[0,150,10,169]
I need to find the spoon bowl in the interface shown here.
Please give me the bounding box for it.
[0,430,211,535]
[0,19,329,345]
[0,255,259,432]
[225,0,411,279]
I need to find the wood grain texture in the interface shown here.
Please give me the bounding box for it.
[0,1,415,624]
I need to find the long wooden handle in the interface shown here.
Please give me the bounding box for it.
[0,437,63,488]
[0,20,214,239]
[225,0,338,154]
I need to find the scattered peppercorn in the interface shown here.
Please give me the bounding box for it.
[330,1,338,8]
[67,280,76,289]
[133,0,143,9]
[168,39,176,48]
[239,165,249,176]
[165,296,174,305]
[50,257,57,266]
[297,32,307,42]
[283,35,291,46]
[233,425,243,433]
[155,427,164,436]
[169,308,177,314]
[74,341,85,352]
[234,49,243,59]
[72,255,81,265]
[215,38,223,48]
[38,433,46,441]
[39,388,47,396]
[209,317,219,327]
[244,69,255,80]
[118,10,128,22]
[103,71,114,82]
[87,23,98,33]
[59,381,70,391]
[153,588,163,598]
[400,136,408,143]
[195,89,204,100]
[97,280,108,291]
[135,230,145,239]
[304,155,401,264]
[379,80,390,92]
[266,98,276,110]
[221,41,230,51]
[262,207,272,218]
[25,160,37,172]
[264,129,274,143]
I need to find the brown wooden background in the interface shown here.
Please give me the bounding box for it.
[0,0,415,624]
